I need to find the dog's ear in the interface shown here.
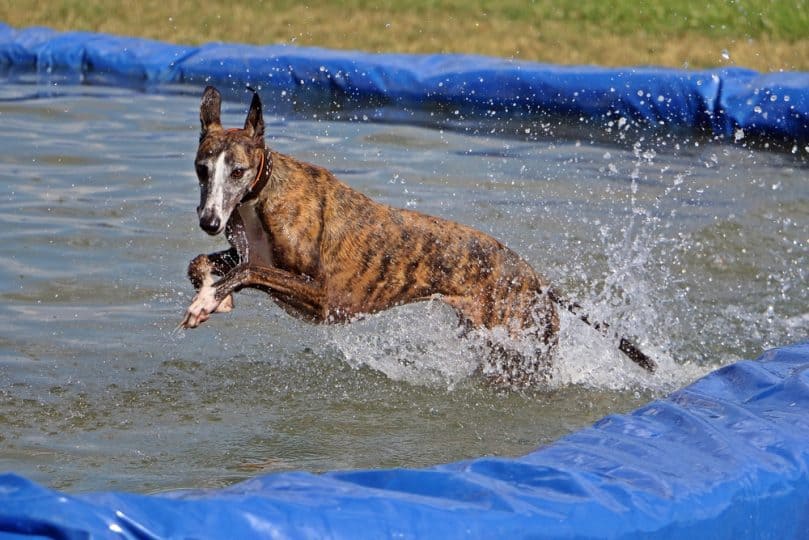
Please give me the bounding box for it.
[243,91,265,142]
[200,86,222,140]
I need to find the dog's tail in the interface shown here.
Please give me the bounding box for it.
[547,288,657,373]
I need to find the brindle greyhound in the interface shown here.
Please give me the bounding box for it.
[179,86,656,386]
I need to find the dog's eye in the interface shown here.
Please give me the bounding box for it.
[195,164,208,180]
[230,168,245,179]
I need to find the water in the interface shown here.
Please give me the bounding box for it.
[0,81,806,493]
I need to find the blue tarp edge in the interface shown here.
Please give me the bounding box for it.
[1,23,808,150]
[2,341,808,539]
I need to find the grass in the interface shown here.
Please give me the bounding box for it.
[1,0,807,71]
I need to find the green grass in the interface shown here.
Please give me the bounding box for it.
[344,0,809,41]
[530,0,808,40]
[1,0,807,70]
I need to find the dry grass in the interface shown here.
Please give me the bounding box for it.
[1,0,807,71]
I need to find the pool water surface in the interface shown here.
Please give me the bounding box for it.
[0,81,806,493]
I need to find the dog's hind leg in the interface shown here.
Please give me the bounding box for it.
[442,292,559,387]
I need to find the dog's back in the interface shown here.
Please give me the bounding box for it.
[251,151,559,368]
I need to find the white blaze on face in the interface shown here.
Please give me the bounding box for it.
[202,151,228,225]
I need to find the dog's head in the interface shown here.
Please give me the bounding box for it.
[194,86,267,235]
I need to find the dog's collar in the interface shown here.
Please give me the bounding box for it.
[241,148,272,203]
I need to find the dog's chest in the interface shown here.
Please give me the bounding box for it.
[229,203,275,268]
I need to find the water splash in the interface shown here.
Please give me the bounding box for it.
[321,300,479,389]
[321,140,717,394]
[549,144,709,390]
[320,271,708,394]
[552,309,709,394]
[321,298,707,393]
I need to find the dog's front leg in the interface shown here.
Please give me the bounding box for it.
[180,283,222,329]
[186,248,239,320]
[187,248,239,288]
[180,264,327,329]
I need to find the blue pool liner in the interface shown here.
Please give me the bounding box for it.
[1,23,809,538]
[1,342,809,538]
[1,23,808,150]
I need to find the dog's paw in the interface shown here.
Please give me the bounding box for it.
[215,294,234,313]
[180,286,221,329]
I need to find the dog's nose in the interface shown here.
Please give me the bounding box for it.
[199,213,221,235]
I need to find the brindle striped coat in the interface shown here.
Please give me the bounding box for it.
[181,86,561,386]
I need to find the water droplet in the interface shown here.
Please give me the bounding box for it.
[721,49,730,60]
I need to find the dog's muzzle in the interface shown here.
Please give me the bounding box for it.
[198,209,222,235]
